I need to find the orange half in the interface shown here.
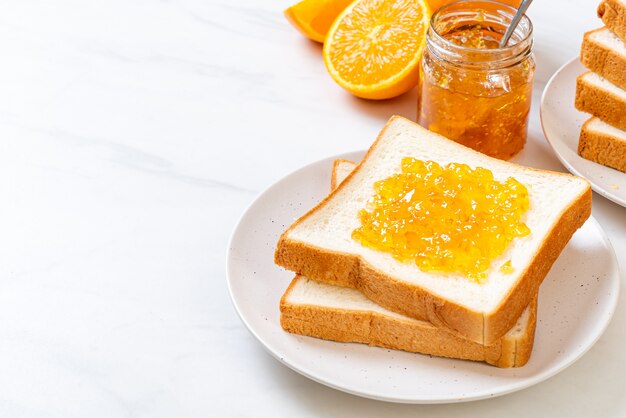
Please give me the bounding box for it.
[323,0,431,100]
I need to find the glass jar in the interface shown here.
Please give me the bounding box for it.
[417,0,535,160]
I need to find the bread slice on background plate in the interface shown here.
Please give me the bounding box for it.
[579,117,626,173]
[598,0,626,43]
[576,71,626,130]
[581,27,626,90]
[280,160,538,368]
[275,116,591,345]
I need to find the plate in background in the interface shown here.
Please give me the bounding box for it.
[227,151,620,403]
[540,57,626,207]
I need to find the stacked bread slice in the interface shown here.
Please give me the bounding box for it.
[280,160,539,367]
[576,1,626,173]
[275,116,591,367]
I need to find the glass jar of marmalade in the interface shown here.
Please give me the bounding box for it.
[417,0,535,160]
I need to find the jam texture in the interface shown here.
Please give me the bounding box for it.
[352,158,531,282]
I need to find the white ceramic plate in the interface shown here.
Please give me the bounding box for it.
[540,57,626,207]
[227,151,620,404]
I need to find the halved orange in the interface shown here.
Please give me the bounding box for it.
[284,0,356,43]
[323,0,431,99]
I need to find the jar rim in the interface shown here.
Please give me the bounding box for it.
[427,0,533,67]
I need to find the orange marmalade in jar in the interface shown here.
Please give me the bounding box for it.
[417,1,535,159]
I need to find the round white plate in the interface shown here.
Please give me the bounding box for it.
[540,57,626,207]
[227,151,620,404]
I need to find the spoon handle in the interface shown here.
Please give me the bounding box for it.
[499,0,533,48]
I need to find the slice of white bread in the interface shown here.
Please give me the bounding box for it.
[275,116,591,345]
[581,27,626,91]
[281,275,537,368]
[575,71,626,131]
[598,0,626,43]
[579,117,626,173]
[279,160,538,367]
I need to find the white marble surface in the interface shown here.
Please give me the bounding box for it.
[0,0,624,416]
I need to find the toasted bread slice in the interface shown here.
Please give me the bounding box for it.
[581,27,626,91]
[576,71,626,131]
[579,117,626,173]
[275,116,591,345]
[598,0,626,43]
[281,275,537,367]
[280,160,538,368]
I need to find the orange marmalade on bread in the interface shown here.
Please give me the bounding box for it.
[417,1,535,159]
[352,158,530,283]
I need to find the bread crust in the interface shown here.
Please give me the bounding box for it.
[580,28,626,91]
[330,159,354,190]
[578,118,626,173]
[575,72,626,131]
[275,116,591,345]
[279,277,538,367]
[512,296,538,367]
[598,0,626,43]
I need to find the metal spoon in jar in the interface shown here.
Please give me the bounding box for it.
[499,0,534,48]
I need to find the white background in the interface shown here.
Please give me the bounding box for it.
[0,0,624,416]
